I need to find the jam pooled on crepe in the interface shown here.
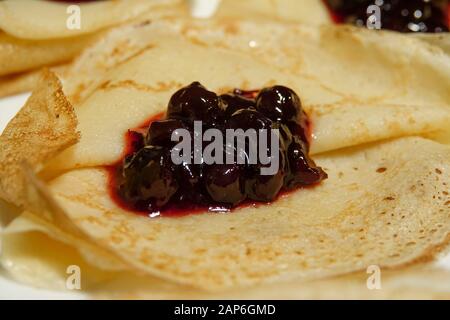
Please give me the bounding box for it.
[111,83,327,216]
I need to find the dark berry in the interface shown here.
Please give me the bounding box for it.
[146,119,188,147]
[279,123,294,147]
[173,160,208,203]
[219,93,255,117]
[127,130,145,152]
[205,164,246,205]
[287,118,310,148]
[121,146,178,209]
[245,150,286,202]
[227,109,273,165]
[167,82,223,125]
[285,137,327,188]
[228,109,272,131]
[256,85,302,123]
[117,83,327,214]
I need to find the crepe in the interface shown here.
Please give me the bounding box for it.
[0,31,100,78]
[0,0,181,40]
[413,33,450,55]
[0,19,449,297]
[27,136,448,290]
[215,0,331,25]
[0,70,78,207]
[216,0,450,56]
[0,63,70,98]
[45,21,450,174]
[0,0,185,81]
[2,214,450,299]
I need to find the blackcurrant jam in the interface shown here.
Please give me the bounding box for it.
[107,83,327,217]
[323,0,449,33]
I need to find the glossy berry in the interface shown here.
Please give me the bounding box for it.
[205,164,246,205]
[227,109,273,165]
[245,150,286,202]
[220,93,256,117]
[256,85,302,123]
[287,118,309,149]
[285,136,327,188]
[118,83,327,214]
[167,82,222,124]
[121,146,178,209]
[146,119,188,146]
[173,160,207,203]
[228,109,272,131]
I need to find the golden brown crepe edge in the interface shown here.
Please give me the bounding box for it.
[0,64,71,98]
[0,69,78,206]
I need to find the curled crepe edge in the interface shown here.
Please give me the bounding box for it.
[0,64,71,98]
[0,0,183,40]
[0,70,79,207]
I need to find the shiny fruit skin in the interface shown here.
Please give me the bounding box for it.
[204,164,246,205]
[146,119,188,147]
[285,136,327,188]
[167,82,223,125]
[220,93,256,118]
[121,146,178,209]
[256,85,302,123]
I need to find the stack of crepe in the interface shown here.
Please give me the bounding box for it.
[0,0,186,97]
[0,0,449,299]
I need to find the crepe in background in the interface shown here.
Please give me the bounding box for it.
[162,19,450,146]
[0,31,101,78]
[0,0,181,40]
[56,21,450,163]
[216,0,450,56]
[413,33,450,55]
[0,63,70,98]
[215,0,331,24]
[0,0,185,89]
[0,21,449,296]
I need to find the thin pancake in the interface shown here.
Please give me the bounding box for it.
[172,20,450,108]
[0,17,449,296]
[0,70,78,206]
[215,0,331,24]
[0,0,181,40]
[3,214,450,299]
[42,24,450,178]
[31,137,450,290]
[0,64,70,98]
[0,31,99,77]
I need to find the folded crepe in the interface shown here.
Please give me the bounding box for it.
[0,0,185,95]
[57,20,450,157]
[2,0,448,99]
[0,63,70,98]
[217,0,450,54]
[0,20,449,298]
[215,0,331,25]
[3,213,450,299]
